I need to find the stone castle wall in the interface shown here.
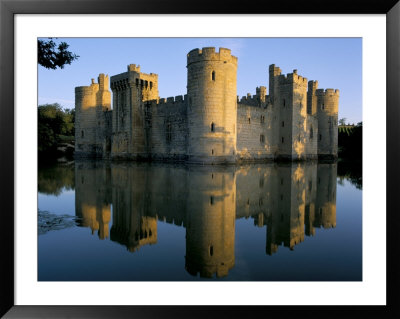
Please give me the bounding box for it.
[74,47,339,163]
[144,96,188,161]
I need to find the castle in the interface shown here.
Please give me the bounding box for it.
[75,47,339,163]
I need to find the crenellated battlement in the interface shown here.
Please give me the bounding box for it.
[75,47,338,162]
[308,80,319,90]
[278,70,308,86]
[316,88,340,96]
[146,95,188,107]
[238,94,263,107]
[127,64,140,72]
[187,47,238,65]
[269,64,282,76]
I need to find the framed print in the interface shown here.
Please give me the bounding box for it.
[1,0,399,317]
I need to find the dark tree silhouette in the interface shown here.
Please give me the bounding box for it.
[38,38,79,69]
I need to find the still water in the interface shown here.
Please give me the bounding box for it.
[38,161,362,281]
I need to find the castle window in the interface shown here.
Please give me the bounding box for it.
[319,134,322,141]
[211,122,215,132]
[81,130,84,138]
[210,246,214,256]
[210,196,214,205]
[281,137,284,143]
[283,99,286,107]
[212,71,215,81]
[211,149,214,155]
[140,79,144,86]
[166,123,172,143]
[259,177,264,188]
[145,80,148,88]
[261,115,265,123]
[310,127,313,139]
[282,121,284,127]
[260,134,265,143]
[322,104,325,110]
[248,118,251,124]
[136,78,139,86]
[150,81,153,90]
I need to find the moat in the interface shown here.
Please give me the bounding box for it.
[38,161,362,281]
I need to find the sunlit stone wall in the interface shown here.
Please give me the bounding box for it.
[74,48,338,162]
[110,65,159,159]
[75,74,111,158]
[316,89,340,159]
[186,47,238,163]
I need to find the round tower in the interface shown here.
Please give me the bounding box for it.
[75,74,111,158]
[186,47,238,163]
[75,81,98,158]
[316,89,339,160]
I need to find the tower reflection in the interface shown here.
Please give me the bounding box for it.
[74,161,337,277]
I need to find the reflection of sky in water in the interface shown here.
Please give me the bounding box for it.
[38,188,75,215]
[38,163,361,281]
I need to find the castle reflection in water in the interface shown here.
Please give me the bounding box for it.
[74,161,336,278]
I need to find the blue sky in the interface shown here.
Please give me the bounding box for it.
[38,38,362,124]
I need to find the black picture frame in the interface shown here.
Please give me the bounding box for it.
[1,0,399,317]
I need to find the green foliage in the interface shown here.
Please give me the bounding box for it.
[337,160,362,190]
[338,122,362,160]
[38,164,75,195]
[38,103,75,158]
[38,38,79,70]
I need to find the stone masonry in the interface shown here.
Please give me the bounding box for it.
[75,47,339,163]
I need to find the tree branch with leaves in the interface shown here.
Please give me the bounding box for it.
[38,38,79,70]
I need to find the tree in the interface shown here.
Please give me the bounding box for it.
[339,118,347,126]
[38,103,75,155]
[38,38,79,70]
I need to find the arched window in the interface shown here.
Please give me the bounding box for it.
[212,71,215,81]
[166,123,172,143]
[211,122,215,132]
[81,130,84,138]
